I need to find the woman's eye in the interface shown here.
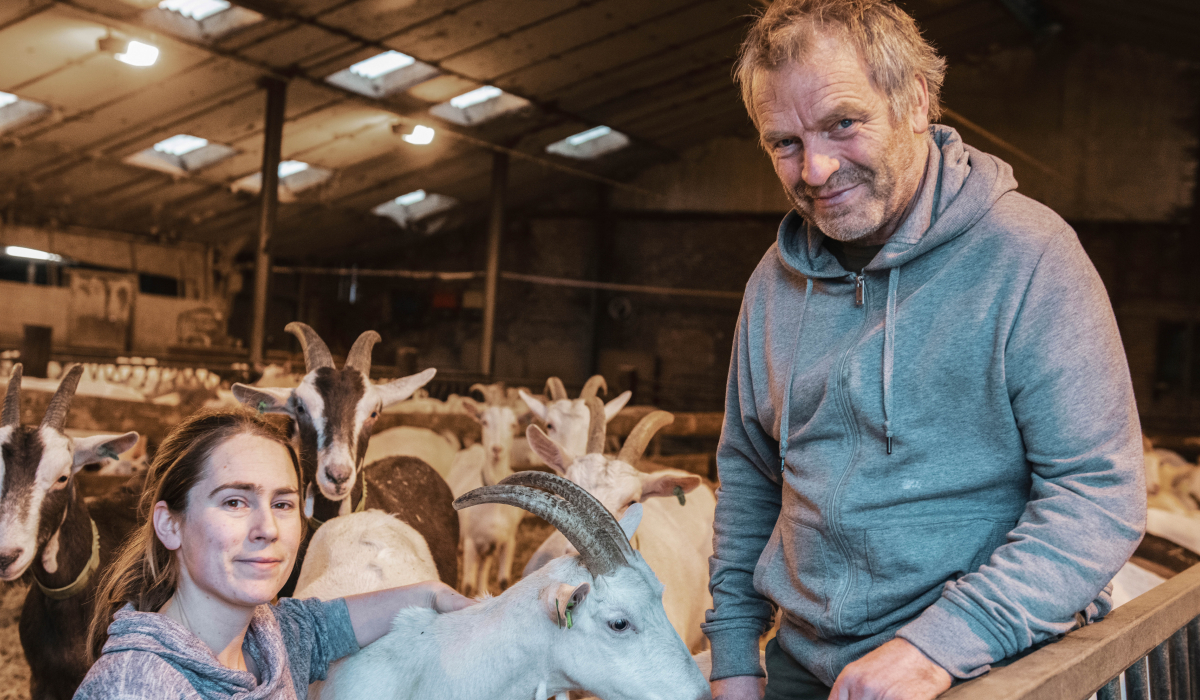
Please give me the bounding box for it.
[273,501,295,510]
[225,499,245,508]
[608,619,629,632]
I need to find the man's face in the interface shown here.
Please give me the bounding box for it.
[752,31,929,245]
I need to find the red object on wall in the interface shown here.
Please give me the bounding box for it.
[431,291,459,309]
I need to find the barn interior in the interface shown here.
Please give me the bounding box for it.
[0,0,1199,697]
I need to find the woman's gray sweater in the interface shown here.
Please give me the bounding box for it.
[73,598,360,699]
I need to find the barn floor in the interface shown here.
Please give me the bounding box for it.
[0,517,557,699]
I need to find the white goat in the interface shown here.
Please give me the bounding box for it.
[519,376,631,459]
[315,472,709,700]
[294,510,438,601]
[365,426,459,479]
[523,399,715,652]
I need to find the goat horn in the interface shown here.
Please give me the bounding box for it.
[617,410,675,465]
[585,396,607,455]
[455,475,630,577]
[2,363,23,427]
[469,383,490,402]
[285,322,334,372]
[344,330,381,374]
[500,471,633,558]
[545,377,568,401]
[41,364,84,431]
[579,375,608,401]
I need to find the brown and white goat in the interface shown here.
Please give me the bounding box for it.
[232,323,459,593]
[0,364,141,700]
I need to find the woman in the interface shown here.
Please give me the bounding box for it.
[77,408,471,699]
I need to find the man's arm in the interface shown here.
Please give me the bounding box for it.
[704,302,785,687]
[894,226,1146,679]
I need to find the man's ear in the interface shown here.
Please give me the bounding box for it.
[520,390,548,421]
[604,391,632,421]
[910,73,930,134]
[526,425,571,476]
[640,471,702,501]
[72,432,140,472]
[232,384,294,415]
[375,368,437,408]
[544,582,590,627]
[618,503,643,541]
[152,500,182,551]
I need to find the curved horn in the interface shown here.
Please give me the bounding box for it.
[3,363,23,427]
[617,410,675,465]
[585,396,607,455]
[499,471,632,558]
[469,383,490,403]
[344,330,381,374]
[41,364,84,431]
[455,473,630,576]
[579,375,608,401]
[545,377,568,402]
[285,322,334,372]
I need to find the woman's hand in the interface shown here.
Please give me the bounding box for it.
[345,581,478,647]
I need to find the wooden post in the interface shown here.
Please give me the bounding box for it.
[480,150,507,376]
[250,77,287,368]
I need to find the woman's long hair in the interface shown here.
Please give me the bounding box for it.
[87,407,302,662]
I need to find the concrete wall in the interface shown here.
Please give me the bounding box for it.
[0,280,71,345]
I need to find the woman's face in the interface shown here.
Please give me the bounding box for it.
[157,433,302,609]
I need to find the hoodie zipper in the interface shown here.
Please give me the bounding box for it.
[855,274,864,306]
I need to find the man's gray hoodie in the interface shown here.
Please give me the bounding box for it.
[702,125,1145,685]
[73,598,359,699]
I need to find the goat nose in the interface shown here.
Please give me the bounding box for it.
[0,549,24,573]
[325,468,351,486]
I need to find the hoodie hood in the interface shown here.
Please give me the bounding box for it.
[103,603,291,699]
[776,125,1018,278]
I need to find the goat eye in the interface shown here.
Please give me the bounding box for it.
[608,619,629,632]
[371,411,378,419]
[547,423,554,431]
[56,475,68,484]
[296,404,305,414]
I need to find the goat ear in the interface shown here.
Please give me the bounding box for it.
[604,391,632,421]
[73,432,140,471]
[639,472,701,502]
[232,384,294,415]
[545,582,590,626]
[376,368,437,408]
[618,503,643,541]
[520,390,548,421]
[526,425,570,476]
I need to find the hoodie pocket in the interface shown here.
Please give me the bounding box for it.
[755,511,835,638]
[865,519,1006,634]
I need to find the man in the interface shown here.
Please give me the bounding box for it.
[703,2,1146,699]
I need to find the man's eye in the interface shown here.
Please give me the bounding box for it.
[776,138,796,149]
[837,119,854,129]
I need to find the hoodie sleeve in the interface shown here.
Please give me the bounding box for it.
[897,226,1146,678]
[274,597,361,685]
[702,299,784,681]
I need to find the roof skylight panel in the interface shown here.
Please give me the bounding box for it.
[326,51,440,99]
[430,86,531,127]
[0,92,51,134]
[124,134,237,175]
[154,134,208,156]
[546,126,630,159]
[0,93,18,108]
[372,190,457,229]
[158,0,230,20]
[230,160,332,203]
[143,0,262,42]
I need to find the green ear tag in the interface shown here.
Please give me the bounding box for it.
[565,600,574,630]
[98,445,120,461]
[674,485,686,506]
[556,600,563,628]
[258,401,268,415]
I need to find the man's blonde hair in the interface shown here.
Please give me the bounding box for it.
[736,0,946,126]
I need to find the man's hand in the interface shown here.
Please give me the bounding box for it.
[830,638,952,700]
[711,675,766,700]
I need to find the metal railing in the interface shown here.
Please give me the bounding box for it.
[943,564,1200,700]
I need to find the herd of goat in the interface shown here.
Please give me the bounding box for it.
[3,321,1200,699]
[0,322,715,700]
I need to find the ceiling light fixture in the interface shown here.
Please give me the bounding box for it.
[115,40,160,67]
[5,246,63,263]
[401,125,435,145]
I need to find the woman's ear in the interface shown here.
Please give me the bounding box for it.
[152,501,183,551]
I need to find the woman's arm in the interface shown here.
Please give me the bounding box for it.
[343,581,474,647]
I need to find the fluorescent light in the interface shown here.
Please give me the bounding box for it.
[6,246,63,262]
[401,125,435,145]
[350,51,415,80]
[567,126,612,146]
[0,92,17,108]
[395,189,426,206]
[278,160,309,178]
[450,86,502,110]
[116,41,160,67]
[153,134,208,156]
[158,0,230,20]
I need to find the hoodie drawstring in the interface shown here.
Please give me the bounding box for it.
[882,267,900,455]
[779,277,813,472]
